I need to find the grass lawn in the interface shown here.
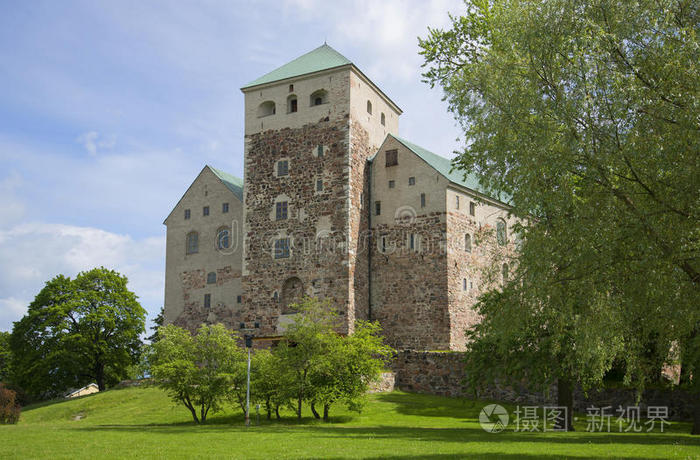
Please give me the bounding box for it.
[1,386,698,459]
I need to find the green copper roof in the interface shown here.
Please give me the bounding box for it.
[241,44,352,89]
[209,166,244,201]
[391,135,511,204]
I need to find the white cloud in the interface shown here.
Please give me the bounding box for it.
[76,131,116,156]
[0,222,165,331]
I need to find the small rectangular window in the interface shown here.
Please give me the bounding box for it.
[274,238,290,259]
[184,209,191,220]
[204,294,211,308]
[385,149,398,167]
[290,99,298,113]
[237,295,242,303]
[317,145,323,157]
[203,206,209,216]
[278,160,289,177]
[420,193,426,208]
[455,196,460,209]
[316,179,323,192]
[469,201,475,216]
[289,84,294,92]
[276,201,288,220]
[375,201,381,216]
[388,180,395,189]
[408,177,415,186]
[381,235,387,253]
[222,203,229,213]
[409,234,415,250]
[462,279,467,291]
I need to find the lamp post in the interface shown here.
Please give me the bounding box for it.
[244,334,252,427]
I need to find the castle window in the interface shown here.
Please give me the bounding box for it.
[375,201,381,216]
[465,234,472,252]
[381,112,386,126]
[204,294,211,308]
[385,149,398,167]
[502,263,509,282]
[222,202,229,213]
[207,272,216,284]
[463,278,467,291]
[203,206,209,216]
[217,227,231,249]
[277,160,289,177]
[310,89,327,106]
[289,84,294,92]
[237,295,242,303]
[184,209,190,220]
[274,238,290,259]
[366,100,372,115]
[257,100,276,118]
[381,235,387,253]
[287,94,298,113]
[497,219,507,246]
[408,177,415,186]
[316,179,323,192]
[409,233,415,251]
[455,195,460,209]
[388,180,395,189]
[469,201,475,216]
[186,231,199,255]
[276,201,288,220]
[421,193,426,208]
[317,145,323,157]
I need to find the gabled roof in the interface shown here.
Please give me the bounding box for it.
[241,44,352,90]
[209,166,244,201]
[163,165,244,225]
[388,134,511,205]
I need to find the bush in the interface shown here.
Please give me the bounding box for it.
[0,384,21,424]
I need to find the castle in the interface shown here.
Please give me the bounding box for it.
[163,44,515,352]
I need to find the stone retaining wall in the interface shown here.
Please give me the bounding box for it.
[392,350,694,420]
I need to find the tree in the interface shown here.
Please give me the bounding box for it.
[146,306,164,344]
[151,324,245,424]
[0,384,20,424]
[420,0,699,433]
[0,332,10,383]
[9,268,146,398]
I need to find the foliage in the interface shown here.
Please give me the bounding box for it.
[0,383,20,424]
[0,332,10,383]
[420,0,700,433]
[146,306,164,344]
[150,324,245,424]
[276,297,395,420]
[9,268,146,399]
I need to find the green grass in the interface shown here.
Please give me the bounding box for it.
[1,386,698,459]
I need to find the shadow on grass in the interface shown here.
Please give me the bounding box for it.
[374,392,485,419]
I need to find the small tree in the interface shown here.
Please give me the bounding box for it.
[151,324,245,424]
[0,384,20,424]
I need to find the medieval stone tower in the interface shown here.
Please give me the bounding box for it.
[239,44,402,340]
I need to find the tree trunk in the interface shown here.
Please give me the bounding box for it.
[275,404,280,420]
[310,402,320,419]
[323,404,330,422]
[182,397,200,424]
[266,397,272,420]
[95,361,106,391]
[556,377,575,431]
[692,400,700,435]
[297,393,303,420]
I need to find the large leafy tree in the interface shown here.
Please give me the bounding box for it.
[420,0,699,433]
[151,324,245,424]
[0,332,10,383]
[10,268,146,398]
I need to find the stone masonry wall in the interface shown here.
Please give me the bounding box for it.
[393,351,694,420]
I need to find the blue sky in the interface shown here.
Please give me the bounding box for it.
[0,0,464,332]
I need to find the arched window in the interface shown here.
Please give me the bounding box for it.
[207,272,216,284]
[281,277,304,314]
[287,94,298,113]
[186,231,198,254]
[257,101,276,118]
[310,89,327,106]
[502,263,509,282]
[464,234,472,252]
[380,112,386,126]
[366,100,372,115]
[497,219,507,246]
[217,227,231,250]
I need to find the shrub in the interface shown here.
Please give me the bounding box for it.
[0,384,20,424]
